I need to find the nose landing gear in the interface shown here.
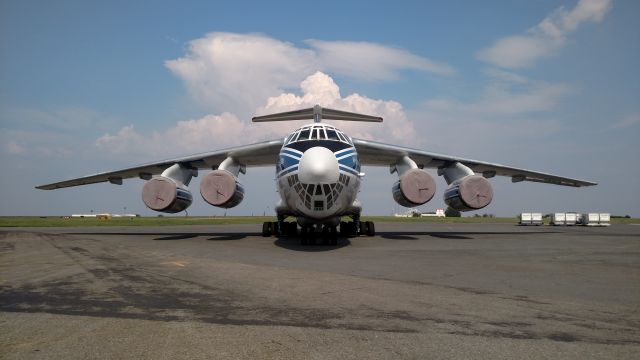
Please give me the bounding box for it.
[261,218,374,246]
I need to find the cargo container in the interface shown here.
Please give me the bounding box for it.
[599,213,611,226]
[565,213,577,226]
[519,213,532,225]
[581,213,600,226]
[531,213,543,225]
[550,213,566,225]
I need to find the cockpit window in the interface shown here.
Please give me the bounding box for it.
[326,129,338,140]
[298,129,310,141]
[286,125,352,148]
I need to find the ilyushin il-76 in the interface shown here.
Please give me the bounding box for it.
[37,105,596,245]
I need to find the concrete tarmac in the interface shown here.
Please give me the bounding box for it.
[1,222,639,359]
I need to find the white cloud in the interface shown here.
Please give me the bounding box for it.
[0,107,108,131]
[95,112,255,158]
[0,130,76,157]
[165,33,318,116]
[306,40,456,80]
[95,72,420,159]
[613,113,640,128]
[4,141,26,155]
[409,68,575,161]
[477,0,612,68]
[260,72,419,144]
[165,32,454,116]
[424,70,572,116]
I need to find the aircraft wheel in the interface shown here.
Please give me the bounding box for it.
[271,222,280,237]
[330,226,338,246]
[339,222,348,237]
[359,221,369,236]
[262,222,272,237]
[321,226,330,245]
[366,221,375,236]
[300,226,313,246]
[287,222,297,236]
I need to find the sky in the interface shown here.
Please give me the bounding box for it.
[1,0,639,217]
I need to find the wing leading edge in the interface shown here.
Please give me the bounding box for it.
[36,138,284,190]
[353,138,596,187]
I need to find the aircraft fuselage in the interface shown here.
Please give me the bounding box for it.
[275,123,361,226]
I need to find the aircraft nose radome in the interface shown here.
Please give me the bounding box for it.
[298,146,339,184]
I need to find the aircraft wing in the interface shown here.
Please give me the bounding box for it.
[36,138,284,190]
[353,138,596,187]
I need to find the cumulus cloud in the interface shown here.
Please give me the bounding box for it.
[165,32,454,115]
[165,33,318,116]
[307,40,456,79]
[95,112,253,158]
[476,0,612,68]
[259,72,419,144]
[95,72,420,159]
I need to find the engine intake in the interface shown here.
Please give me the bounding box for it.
[141,177,193,213]
[392,169,436,207]
[200,170,245,208]
[444,175,493,211]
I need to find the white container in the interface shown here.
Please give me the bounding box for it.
[565,213,577,226]
[520,213,532,225]
[550,213,566,225]
[531,213,543,225]
[582,213,600,226]
[599,213,611,226]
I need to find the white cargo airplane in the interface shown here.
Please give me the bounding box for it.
[37,105,596,245]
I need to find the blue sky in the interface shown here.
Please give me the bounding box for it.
[1,0,638,217]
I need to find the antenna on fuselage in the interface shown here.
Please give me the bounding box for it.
[251,104,383,123]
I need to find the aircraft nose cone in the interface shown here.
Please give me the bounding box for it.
[298,146,339,184]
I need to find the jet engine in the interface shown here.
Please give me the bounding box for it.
[443,175,493,211]
[392,168,436,207]
[141,176,193,213]
[200,170,245,208]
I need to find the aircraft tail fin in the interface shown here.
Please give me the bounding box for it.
[252,104,383,123]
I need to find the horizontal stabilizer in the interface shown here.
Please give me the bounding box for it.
[252,104,383,123]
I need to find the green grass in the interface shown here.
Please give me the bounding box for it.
[0,216,278,227]
[0,215,636,227]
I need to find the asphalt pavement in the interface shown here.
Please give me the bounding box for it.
[1,222,639,359]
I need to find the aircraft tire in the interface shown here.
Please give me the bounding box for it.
[359,221,369,236]
[339,222,348,237]
[330,226,338,246]
[287,222,297,236]
[366,221,375,236]
[300,226,313,246]
[262,222,272,237]
[271,221,282,236]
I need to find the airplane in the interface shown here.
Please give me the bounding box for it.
[37,105,596,246]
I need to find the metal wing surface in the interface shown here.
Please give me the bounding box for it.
[353,138,596,187]
[36,138,284,190]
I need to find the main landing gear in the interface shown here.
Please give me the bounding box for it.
[261,218,375,246]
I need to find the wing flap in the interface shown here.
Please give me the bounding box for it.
[36,139,284,190]
[353,138,596,187]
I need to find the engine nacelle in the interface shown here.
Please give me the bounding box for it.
[392,169,436,207]
[443,175,493,211]
[141,177,193,213]
[200,170,245,208]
